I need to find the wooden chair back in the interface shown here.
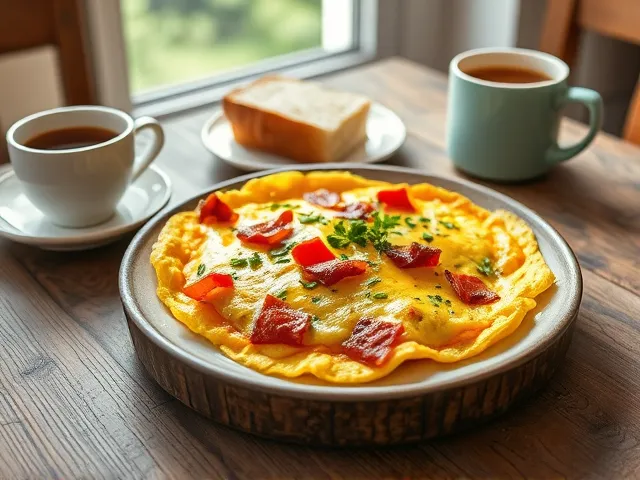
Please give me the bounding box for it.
[539,0,640,145]
[0,0,97,162]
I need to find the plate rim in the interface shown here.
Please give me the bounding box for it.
[200,103,407,171]
[0,165,172,247]
[119,163,582,401]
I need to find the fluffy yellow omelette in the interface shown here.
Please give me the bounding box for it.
[151,171,555,384]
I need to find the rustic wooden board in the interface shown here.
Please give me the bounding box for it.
[126,310,576,446]
[119,164,582,446]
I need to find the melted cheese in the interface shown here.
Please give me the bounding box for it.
[151,171,555,383]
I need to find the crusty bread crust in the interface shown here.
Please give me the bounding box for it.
[222,76,369,163]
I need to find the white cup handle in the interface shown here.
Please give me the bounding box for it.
[131,116,165,181]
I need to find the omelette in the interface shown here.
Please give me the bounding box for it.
[151,171,554,384]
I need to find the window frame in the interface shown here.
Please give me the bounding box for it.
[87,0,401,117]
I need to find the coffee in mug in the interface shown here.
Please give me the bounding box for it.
[446,47,603,182]
[463,65,552,84]
[24,126,119,151]
[6,106,165,228]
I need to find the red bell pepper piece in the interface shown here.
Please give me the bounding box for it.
[444,270,500,305]
[385,242,441,268]
[250,294,311,346]
[377,188,415,211]
[291,237,336,267]
[303,189,341,208]
[342,317,404,366]
[333,202,374,220]
[302,259,368,286]
[198,193,238,223]
[236,210,294,246]
[183,272,234,301]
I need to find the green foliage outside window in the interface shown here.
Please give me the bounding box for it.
[123,0,323,93]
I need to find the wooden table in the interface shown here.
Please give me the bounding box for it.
[1,58,639,479]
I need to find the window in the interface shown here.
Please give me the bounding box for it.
[88,0,396,115]
[123,0,356,96]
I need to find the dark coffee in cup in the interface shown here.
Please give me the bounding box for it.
[24,126,118,151]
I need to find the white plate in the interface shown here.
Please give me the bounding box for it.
[0,165,171,251]
[201,103,407,171]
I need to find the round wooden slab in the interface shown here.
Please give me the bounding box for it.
[119,164,582,446]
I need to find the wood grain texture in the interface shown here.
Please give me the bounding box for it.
[0,58,639,477]
[126,309,575,446]
[539,0,640,145]
[0,0,96,105]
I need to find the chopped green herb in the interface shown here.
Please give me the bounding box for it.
[231,272,239,280]
[299,213,328,225]
[311,315,321,324]
[269,202,298,211]
[391,231,403,235]
[449,310,456,315]
[444,299,452,306]
[372,292,388,299]
[368,212,401,251]
[476,257,494,276]
[422,232,434,243]
[330,288,338,293]
[427,294,444,307]
[327,220,368,249]
[454,263,462,268]
[435,284,442,289]
[275,289,287,300]
[248,252,262,269]
[366,260,379,267]
[325,212,400,252]
[300,280,318,289]
[339,253,349,260]
[364,291,371,298]
[197,263,206,276]
[419,216,431,223]
[311,296,322,304]
[439,220,459,230]
[270,242,297,258]
[230,258,248,268]
[274,258,291,264]
[404,217,416,228]
[362,277,382,287]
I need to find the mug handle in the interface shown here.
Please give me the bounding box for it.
[546,87,603,165]
[131,116,165,181]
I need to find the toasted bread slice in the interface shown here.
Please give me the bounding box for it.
[223,76,370,163]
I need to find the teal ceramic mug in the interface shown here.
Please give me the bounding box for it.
[446,47,603,182]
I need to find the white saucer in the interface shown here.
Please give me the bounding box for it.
[201,102,407,172]
[0,165,171,251]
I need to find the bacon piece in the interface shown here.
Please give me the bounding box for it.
[236,210,294,246]
[302,259,367,286]
[444,270,500,305]
[303,189,341,208]
[385,242,441,268]
[342,317,404,366]
[183,272,233,301]
[291,237,336,267]
[333,201,375,220]
[377,187,415,212]
[250,294,311,346]
[198,193,238,223]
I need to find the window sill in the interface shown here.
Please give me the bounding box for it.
[132,50,376,119]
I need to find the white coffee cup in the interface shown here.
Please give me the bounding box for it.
[6,105,164,228]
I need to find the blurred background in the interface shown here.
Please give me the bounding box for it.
[123,0,323,93]
[1,0,639,139]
